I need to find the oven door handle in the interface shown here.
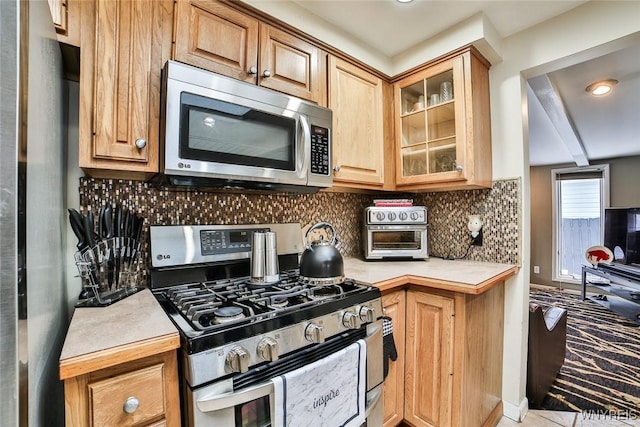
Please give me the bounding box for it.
[196,381,274,413]
[197,378,383,416]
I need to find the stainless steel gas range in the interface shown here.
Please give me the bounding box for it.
[149,223,384,427]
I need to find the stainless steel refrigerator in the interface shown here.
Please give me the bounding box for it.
[1,1,67,425]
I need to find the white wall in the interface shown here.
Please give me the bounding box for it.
[489,1,640,420]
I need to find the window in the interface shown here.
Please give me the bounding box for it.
[551,165,610,282]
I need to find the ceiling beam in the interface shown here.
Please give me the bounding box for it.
[528,74,589,167]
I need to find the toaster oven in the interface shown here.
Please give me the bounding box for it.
[362,206,429,260]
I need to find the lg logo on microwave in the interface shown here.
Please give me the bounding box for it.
[177,162,192,169]
[157,254,172,261]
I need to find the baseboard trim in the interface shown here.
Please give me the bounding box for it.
[502,397,528,422]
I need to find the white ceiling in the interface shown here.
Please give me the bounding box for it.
[286,0,640,167]
[291,0,586,58]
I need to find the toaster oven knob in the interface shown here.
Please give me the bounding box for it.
[342,311,359,329]
[305,322,325,343]
[257,337,279,362]
[226,346,250,373]
[376,212,385,221]
[399,212,408,221]
[359,306,375,323]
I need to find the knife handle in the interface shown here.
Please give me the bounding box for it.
[103,204,113,239]
[68,208,87,250]
[114,205,122,238]
[84,212,96,248]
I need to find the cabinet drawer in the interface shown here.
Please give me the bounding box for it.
[89,363,166,426]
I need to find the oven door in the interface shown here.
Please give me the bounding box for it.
[186,322,383,427]
[365,225,428,260]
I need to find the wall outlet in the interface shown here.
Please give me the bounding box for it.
[470,229,483,246]
[533,265,540,274]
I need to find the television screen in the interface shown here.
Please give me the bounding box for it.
[604,207,640,266]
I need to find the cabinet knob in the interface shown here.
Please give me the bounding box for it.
[333,165,341,173]
[262,70,272,78]
[248,66,258,75]
[455,163,463,172]
[123,396,140,414]
[135,138,147,149]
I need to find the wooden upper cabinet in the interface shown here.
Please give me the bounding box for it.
[393,48,491,191]
[48,0,80,46]
[79,0,173,178]
[173,0,326,105]
[329,56,386,188]
[173,0,259,82]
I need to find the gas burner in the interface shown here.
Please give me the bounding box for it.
[311,285,342,299]
[213,306,246,324]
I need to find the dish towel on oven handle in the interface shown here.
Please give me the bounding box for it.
[272,339,366,427]
[381,316,397,379]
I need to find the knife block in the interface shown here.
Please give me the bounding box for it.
[74,237,143,307]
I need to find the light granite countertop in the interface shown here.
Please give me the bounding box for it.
[344,257,518,294]
[59,288,179,380]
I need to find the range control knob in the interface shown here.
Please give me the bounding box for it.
[359,306,375,323]
[257,337,279,362]
[410,211,419,221]
[375,212,385,221]
[342,311,359,329]
[305,323,325,343]
[399,212,408,221]
[226,346,250,373]
[387,212,396,221]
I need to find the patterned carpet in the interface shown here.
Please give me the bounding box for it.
[529,289,640,413]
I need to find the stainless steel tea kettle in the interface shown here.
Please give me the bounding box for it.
[299,222,345,285]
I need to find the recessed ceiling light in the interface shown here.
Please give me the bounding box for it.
[396,0,414,3]
[585,79,618,96]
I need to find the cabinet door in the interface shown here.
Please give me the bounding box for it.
[173,0,259,83]
[48,0,80,46]
[79,0,173,176]
[329,57,384,187]
[259,24,326,105]
[381,291,406,427]
[395,55,466,186]
[405,291,454,427]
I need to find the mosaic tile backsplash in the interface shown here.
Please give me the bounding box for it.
[77,178,520,284]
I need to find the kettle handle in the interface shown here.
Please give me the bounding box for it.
[305,222,337,247]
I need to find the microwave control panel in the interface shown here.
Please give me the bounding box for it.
[310,125,330,176]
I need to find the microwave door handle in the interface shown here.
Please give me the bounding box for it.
[298,115,311,180]
[196,381,274,413]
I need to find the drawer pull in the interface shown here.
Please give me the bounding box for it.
[123,396,140,414]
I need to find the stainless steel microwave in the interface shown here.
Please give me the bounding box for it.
[159,60,333,192]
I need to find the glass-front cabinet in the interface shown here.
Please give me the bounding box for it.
[394,49,492,190]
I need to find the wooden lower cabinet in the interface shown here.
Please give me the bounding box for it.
[382,284,505,427]
[382,290,406,427]
[63,351,180,427]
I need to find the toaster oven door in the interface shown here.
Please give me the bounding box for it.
[365,226,428,259]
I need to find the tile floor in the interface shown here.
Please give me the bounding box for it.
[498,410,640,426]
